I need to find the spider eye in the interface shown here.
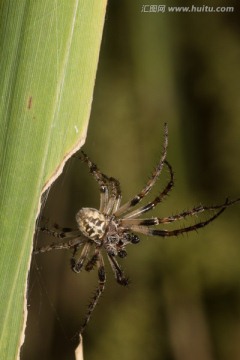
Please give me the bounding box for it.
[130,234,140,244]
[118,249,127,258]
[124,232,140,244]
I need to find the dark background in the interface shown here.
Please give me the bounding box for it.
[22,1,240,360]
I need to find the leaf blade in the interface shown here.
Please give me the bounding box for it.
[0,1,107,358]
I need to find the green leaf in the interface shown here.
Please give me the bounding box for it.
[0,1,107,359]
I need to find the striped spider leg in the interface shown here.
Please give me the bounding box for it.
[120,197,239,237]
[34,122,239,334]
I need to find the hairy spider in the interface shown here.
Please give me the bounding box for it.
[34,123,239,334]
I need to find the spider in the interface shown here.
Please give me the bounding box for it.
[34,123,239,334]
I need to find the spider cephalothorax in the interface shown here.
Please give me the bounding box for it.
[35,123,239,334]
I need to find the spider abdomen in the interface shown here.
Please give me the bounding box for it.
[76,208,108,241]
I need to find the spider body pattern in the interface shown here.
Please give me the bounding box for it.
[35,123,239,334]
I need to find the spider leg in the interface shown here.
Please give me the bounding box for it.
[115,123,168,217]
[127,206,228,237]
[80,251,105,334]
[35,222,84,254]
[79,151,122,214]
[105,176,122,215]
[34,237,84,254]
[107,253,129,286]
[71,242,91,273]
[121,198,239,227]
[77,151,110,212]
[38,224,80,239]
[123,160,174,219]
[85,251,99,271]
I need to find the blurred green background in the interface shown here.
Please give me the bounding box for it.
[22,1,240,359]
